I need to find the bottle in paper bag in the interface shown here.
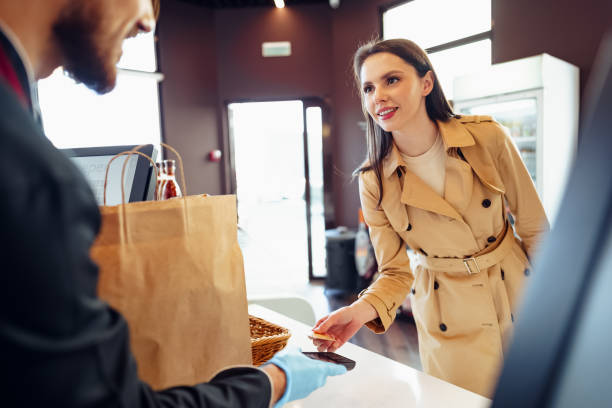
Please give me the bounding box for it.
[160,159,182,200]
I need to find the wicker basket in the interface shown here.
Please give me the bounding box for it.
[250,315,291,366]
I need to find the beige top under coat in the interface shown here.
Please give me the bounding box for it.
[399,131,446,197]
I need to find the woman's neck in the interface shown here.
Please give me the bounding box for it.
[392,113,438,157]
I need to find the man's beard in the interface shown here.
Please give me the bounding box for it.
[52,2,117,94]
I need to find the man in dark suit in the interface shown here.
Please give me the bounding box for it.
[0,1,345,406]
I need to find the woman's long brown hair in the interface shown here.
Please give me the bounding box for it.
[352,38,455,208]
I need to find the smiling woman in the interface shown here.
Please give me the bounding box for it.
[311,38,550,398]
[353,39,453,206]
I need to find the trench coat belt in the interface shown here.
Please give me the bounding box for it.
[412,223,515,276]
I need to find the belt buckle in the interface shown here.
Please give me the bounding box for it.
[463,257,481,275]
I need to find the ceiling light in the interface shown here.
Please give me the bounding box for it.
[274,0,285,8]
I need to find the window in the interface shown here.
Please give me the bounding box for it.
[37,31,163,149]
[382,0,492,100]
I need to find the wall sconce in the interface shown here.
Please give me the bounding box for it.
[274,0,285,8]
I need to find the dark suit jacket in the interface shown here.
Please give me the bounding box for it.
[0,35,271,407]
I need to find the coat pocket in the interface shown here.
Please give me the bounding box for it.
[435,272,500,337]
[411,267,496,337]
[499,241,532,314]
[409,264,436,332]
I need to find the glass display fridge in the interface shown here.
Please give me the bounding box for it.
[453,53,579,224]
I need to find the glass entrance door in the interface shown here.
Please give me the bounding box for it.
[228,100,327,289]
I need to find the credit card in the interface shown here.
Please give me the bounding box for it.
[308,331,335,341]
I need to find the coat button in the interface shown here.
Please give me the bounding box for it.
[434,281,439,290]
[407,223,412,231]
[524,268,531,276]
[501,269,505,280]
[411,288,416,295]
[419,248,428,256]
[440,323,447,332]
[482,199,491,208]
[487,236,496,243]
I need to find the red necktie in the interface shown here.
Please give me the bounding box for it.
[0,41,28,107]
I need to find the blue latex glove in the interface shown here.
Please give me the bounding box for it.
[265,347,347,407]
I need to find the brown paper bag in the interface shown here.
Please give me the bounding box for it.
[91,149,252,390]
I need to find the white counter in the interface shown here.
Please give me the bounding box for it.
[249,304,491,408]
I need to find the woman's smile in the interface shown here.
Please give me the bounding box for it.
[377,106,399,121]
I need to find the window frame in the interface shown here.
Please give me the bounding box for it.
[378,0,492,99]
[379,0,493,51]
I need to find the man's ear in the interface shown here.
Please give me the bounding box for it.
[422,70,434,96]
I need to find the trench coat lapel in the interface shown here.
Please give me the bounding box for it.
[400,170,464,221]
[444,155,473,213]
[383,143,464,221]
[380,117,506,223]
[438,118,506,195]
[459,144,506,194]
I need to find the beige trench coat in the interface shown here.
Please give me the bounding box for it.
[358,115,549,397]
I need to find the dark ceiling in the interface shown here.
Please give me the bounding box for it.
[179,0,329,8]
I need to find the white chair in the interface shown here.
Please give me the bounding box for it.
[247,294,316,326]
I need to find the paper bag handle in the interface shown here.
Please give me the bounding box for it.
[102,143,189,206]
[103,150,159,207]
[102,143,191,244]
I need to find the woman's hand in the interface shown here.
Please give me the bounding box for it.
[311,300,378,352]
